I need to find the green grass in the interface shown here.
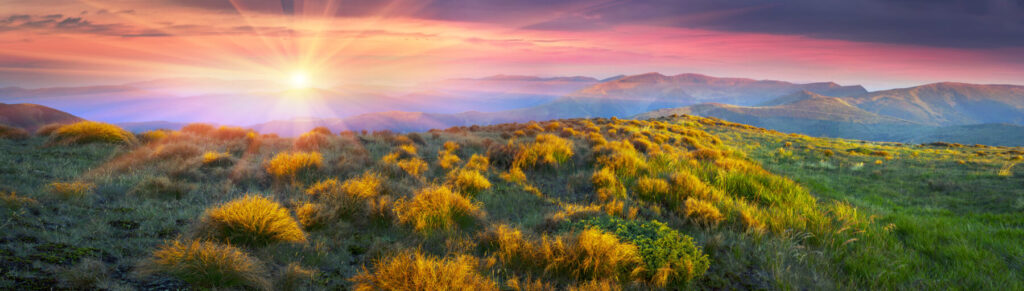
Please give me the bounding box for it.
[1,116,1019,289]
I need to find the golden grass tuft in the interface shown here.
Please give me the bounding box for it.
[266,151,323,181]
[47,181,95,200]
[397,158,428,178]
[669,171,725,202]
[195,195,307,246]
[448,169,492,197]
[139,130,169,142]
[295,202,327,230]
[632,177,671,201]
[684,198,724,227]
[49,121,137,145]
[592,168,625,201]
[201,151,234,167]
[438,150,462,169]
[546,229,644,281]
[465,154,490,172]
[351,249,498,291]
[394,186,484,233]
[139,240,270,290]
[306,172,384,218]
[515,134,574,169]
[180,123,215,135]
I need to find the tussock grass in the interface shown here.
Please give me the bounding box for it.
[448,169,491,197]
[1,191,37,209]
[49,121,136,145]
[201,151,234,167]
[46,181,95,200]
[266,151,323,181]
[351,249,498,291]
[139,240,270,290]
[394,185,484,233]
[514,134,574,169]
[683,198,724,227]
[195,195,307,247]
[294,131,330,151]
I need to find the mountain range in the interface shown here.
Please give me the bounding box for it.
[2,73,1023,145]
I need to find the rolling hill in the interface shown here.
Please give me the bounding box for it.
[840,82,1024,126]
[0,103,84,131]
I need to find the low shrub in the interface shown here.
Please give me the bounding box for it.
[128,176,195,200]
[448,169,491,197]
[351,250,498,291]
[0,124,29,140]
[47,181,95,200]
[139,240,270,290]
[195,195,307,247]
[394,186,484,233]
[294,131,330,151]
[570,216,710,286]
[266,152,323,181]
[49,121,137,145]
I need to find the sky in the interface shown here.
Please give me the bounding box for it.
[1,0,1023,90]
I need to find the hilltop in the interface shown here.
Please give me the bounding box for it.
[0,103,83,131]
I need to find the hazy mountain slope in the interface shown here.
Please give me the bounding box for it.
[0,103,84,131]
[572,72,868,106]
[842,82,1024,126]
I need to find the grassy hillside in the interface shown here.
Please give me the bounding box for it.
[0,103,84,132]
[0,117,1020,290]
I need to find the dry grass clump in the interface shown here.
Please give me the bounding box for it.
[47,181,95,200]
[397,158,428,177]
[310,126,332,135]
[394,186,484,233]
[683,198,724,227]
[0,124,29,140]
[152,142,202,160]
[181,123,215,135]
[139,240,270,290]
[592,168,626,201]
[295,202,328,230]
[591,140,648,178]
[669,171,725,202]
[210,126,252,140]
[465,154,490,172]
[306,172,385,219]
[447,169,492,197]
[480,225,643,282]
[139,130,170,142]
[35,123,63,137]
[49,121,137,145]
[201,151,234,167]
[514,134,574,169]
[294,131,330,151]
[633,177,671,201]
[266,151,323,181]
[351,249,498,291]
[438,150,462,169]
[195,195,307,247]
[1,191,38,209]
[128,176,195,200]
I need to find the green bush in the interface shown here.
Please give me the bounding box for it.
[569,216,710,286]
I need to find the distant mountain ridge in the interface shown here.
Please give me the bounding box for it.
[0,103,84,131]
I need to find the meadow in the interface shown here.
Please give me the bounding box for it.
[0,116,1020,290]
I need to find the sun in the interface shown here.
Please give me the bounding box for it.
[288,72,311,89]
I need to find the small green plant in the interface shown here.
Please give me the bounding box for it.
[569,216,710,286]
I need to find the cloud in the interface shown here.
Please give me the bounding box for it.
[163,0,1024,48]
